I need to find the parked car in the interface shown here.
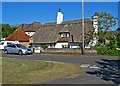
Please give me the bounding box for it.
[4,44,33,55]
[0,41,19,50]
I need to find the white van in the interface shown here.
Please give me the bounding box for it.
[0,41,19,50]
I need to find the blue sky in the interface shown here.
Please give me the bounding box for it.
[2,2,118,30]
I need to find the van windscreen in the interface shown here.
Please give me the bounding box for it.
[0,42,4,45]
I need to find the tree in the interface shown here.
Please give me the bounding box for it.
[116,27,120,48]
[2,24,18,38]
[117,27,120,31]
[92,12,117,44]
[2,24,10,38]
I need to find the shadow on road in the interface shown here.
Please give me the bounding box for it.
[86,59,120,84]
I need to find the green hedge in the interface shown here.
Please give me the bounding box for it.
[93,45,119,56]
[41,44,48,49]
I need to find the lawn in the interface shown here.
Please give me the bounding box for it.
[2,57,81,84]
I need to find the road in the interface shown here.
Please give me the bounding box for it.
[2,53,118,65]
[2,53,119,84]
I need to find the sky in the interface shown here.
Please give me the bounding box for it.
[2,2,119,30]
[1,0,120,2]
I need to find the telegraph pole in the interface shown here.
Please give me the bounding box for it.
[82,0,84,55]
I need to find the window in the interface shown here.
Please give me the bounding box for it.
[49,44,51,47]
[7,42,12,45]
[12,45,16,48]
[8,44,16,48]
[16,44,26,48]
[62,34,66,37]
[60,33,69,37]
[0,42,4,45]
[7,45,13,47]
[62,45,70,48]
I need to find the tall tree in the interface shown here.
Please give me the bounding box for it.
[116,27,120,48]
[2,24,11,38]
[93,12,117,44]
[2,24,18,38]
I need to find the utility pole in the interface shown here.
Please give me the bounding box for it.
[82,0,84,55]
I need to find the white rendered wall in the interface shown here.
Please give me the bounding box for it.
[25,32,35,37]
[55,42,68,48]
[33,42,80,49]
[55,42,80,48]
[57,12,63,24]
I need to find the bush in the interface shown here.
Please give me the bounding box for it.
[28,45,32,48]
[41,44,48,49]
[93,45,119,56]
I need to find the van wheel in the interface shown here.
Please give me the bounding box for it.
[4,50,8,54]
[18,50,23,55]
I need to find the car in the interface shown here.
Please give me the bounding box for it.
[4,44,33,55]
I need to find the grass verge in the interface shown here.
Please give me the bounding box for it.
[2,58,81,84]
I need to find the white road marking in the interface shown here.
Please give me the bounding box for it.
[81,64,99,69]
[81,64,90,68]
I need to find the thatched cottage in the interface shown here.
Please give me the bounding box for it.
[8,8,93,48]
[31,19,93,48]
[30,9,93,48]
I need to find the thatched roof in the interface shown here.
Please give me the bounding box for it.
[32,19,93,43]
[5,29,30,42]
[44,22,56,26]
[19,22,42,32]
[59,25,70,33]
[19,24,29,30]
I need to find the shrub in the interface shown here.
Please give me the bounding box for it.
[93,45,119,56]
[28,45,32,48]
[41,44,48,49]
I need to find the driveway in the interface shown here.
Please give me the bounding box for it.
[2,53,119,84]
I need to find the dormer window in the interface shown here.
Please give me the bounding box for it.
[59,32,70,38]
[59,24,70,38]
